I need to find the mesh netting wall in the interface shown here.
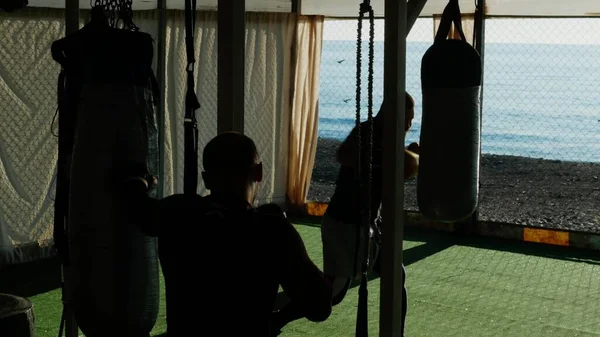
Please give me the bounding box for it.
[478,18,600,232]
[308,17,432,210]
[0,8,156,267]
[0,8,65,265]
[311,17,600,234]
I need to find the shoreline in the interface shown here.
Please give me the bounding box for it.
[308,137,600,233]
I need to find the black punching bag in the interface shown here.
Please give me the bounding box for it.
[51,8,160,337]
[418,0,482,223]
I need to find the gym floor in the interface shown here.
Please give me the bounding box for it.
[3,221,600,336]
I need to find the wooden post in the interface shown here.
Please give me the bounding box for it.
[380,0,407,336]
[217,0,245,134]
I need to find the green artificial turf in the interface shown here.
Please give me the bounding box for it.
[3,224,600,336]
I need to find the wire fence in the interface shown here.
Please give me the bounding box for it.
[0,9,68,250]
[478,18,600,232]
[309,17,600,234]
[308,18,430,209]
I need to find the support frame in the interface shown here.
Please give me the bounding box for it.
[217,0,246,134]
[61,3,80,336]
[379,0,407,335]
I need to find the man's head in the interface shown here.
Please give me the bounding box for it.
[201,132,263,203]
[376,92,416,131]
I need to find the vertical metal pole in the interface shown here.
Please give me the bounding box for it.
[474,0,486,103]
[65,0,79,34]
[471,0,485,225]
[61,265,78,337]
[380,0,406,336]
[291,0,302,13]
[63,2,79,336]
[157,0,167,198]
[217,0,245,134]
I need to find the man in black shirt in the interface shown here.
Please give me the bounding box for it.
[123,132,332,336]
[321,93,419,336]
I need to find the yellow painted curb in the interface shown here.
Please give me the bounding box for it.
[523,228,570,247]
[306,202,328,217]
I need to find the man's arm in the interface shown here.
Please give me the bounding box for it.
[122,177,161,237]
[404,149,419,180]
[276,220,333,323]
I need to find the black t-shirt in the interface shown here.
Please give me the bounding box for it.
[327,120,383,225]
[123,184,330,336]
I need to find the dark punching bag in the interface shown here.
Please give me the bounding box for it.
[418,0,482,223]
[51,8,160,337]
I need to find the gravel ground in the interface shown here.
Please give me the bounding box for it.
[308,137,600,233]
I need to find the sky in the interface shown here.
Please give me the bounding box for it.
[323,18,600,45]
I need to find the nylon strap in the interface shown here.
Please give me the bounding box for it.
[435,0,467,43]
[53,69,70,266]
[184,0,201,195]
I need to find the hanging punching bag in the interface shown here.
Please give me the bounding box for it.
[418,0,482,223]
[51,8,160,337]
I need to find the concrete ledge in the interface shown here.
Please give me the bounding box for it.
[300,201,600,251]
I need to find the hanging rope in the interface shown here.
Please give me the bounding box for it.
[183,0,201,195]
[354,0,375,336]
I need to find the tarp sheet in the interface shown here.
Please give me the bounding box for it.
[24,1,600,17]
[300,0,600,17]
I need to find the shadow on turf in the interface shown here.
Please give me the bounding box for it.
[0,257,62,298]
[407,227,600,265]
[276,223,600,308]
[292,220,600,266]
[273,230,456,310]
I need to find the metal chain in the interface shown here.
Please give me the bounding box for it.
[92,0,138,31]
[354,0,376,277]
[355,6,363,185]
[365,4,375,272]
[354,3,375,336]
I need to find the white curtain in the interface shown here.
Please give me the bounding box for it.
[0,8,68,267]
[162,10,219,197]
[244,12,295,205]
[0,8,295,267]
[287,15,324,208]
[163,10,295,204]
[0,9,159,267]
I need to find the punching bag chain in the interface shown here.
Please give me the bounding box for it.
[93,0,138,31]
[354,0,376,273]
[354,2,375,337]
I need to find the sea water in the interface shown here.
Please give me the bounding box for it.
[318,40,600,163]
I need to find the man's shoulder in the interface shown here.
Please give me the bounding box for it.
[161,193,207,203]
[159,193,210,211]
[255,203,287,221]
[358,120,383,142]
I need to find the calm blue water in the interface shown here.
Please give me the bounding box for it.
[319,40,600,163]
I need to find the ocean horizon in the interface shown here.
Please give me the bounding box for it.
[318,40,600,163]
